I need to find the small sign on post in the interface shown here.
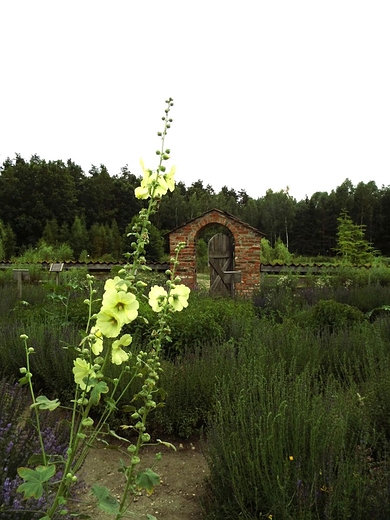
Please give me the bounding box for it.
[49,262,64,285]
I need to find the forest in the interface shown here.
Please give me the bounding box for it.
[1,153,390,261]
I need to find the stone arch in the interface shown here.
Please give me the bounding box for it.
[168,208,264,297]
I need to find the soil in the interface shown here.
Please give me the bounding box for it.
[72,435,210,520]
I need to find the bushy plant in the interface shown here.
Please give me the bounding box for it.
[308,299,367,334]
[166,293,256,357]
[260,238,293,264]
[153,341,238,438]
[0,319,79,401]
[205,342,390,519]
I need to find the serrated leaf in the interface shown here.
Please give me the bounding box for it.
[136,468,160,495]
[30,395,60,411]
[90,381,109,406]
[17,465,56,499]
[91,484,119,514]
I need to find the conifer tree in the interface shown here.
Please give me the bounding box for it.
[334,210,378,264]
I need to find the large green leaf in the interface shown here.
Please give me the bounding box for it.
[91,484,120,514]
[90,381,109,406]
[136,468,160,495]
[17,465,56,499]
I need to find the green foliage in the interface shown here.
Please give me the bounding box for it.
[334,209,378,264]
[12,241,73,263]
[17,465,56,500]
[166,293,256,357]
[154,342,237,438]
[196,238,208,272]
[0,219,16,260]
[308,299,367,334]
[260,238,293,264]
[205,334,390,519]
[124,217,165,263]
[2,259,390,517]
[69,215,88,259]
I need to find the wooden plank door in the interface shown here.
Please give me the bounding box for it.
[208,233,234,296]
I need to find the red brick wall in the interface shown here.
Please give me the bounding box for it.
[169,211,261,296]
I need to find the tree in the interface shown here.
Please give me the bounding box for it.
[69,216,89,260]
[334,210,378,265]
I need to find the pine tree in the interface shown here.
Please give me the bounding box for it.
[334,210,378,265]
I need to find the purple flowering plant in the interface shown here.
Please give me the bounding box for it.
[8,99,190,519]
[0,380,70,519]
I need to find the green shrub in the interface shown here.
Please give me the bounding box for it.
[0,318,79,403]
[308,299,367,334]
[205,352,390,519]
[153,341,237,438]
[167,293,256,356]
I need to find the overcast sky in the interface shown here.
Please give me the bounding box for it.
[1,1,389,202]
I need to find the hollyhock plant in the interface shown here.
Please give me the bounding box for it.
[14,98,191,520]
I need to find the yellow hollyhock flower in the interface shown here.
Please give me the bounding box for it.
[90,326,103,355]
[102,290,139,324]
[111,334,132,365]
[151,172,169,198]
[104,276,128,293]
[96,308,123,338]
[135,159,172,199]
[135,160,152,199]
[164,165,176,192]
[168,284,190,311]
[148,285,168,312]
[73,358,96,391]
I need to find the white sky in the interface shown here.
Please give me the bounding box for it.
[1,1,389,202]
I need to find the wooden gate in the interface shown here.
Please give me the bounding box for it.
[208,233,241,296]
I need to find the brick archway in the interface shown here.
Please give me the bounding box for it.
[168,209,264,297]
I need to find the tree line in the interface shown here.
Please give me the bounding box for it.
[1,154,389,261]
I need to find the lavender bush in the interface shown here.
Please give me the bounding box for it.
[0,379,71,519]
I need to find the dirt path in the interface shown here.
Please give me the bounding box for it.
[72,436,209,520]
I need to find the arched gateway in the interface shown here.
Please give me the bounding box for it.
[168,208,264,297]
